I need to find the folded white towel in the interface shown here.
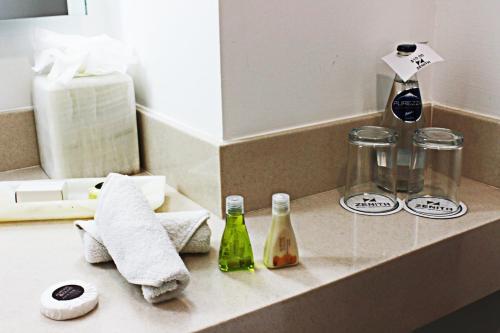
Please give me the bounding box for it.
[75,211,211,264]
[95,173,189,303]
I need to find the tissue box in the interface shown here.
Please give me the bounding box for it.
[32,73,140,178]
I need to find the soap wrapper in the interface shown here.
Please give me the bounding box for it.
[382,43,443,82]
[32,29,137,84]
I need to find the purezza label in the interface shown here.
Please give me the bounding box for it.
[345,194,397,213]
[407,197,459,216]
[392,88,422,122]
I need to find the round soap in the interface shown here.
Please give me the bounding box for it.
[40,280,98,321]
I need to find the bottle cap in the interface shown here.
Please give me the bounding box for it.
[397,44,417,55]
[272,193,290,214]
[226,195,244,214]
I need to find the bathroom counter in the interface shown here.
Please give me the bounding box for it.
[1,167,500,332]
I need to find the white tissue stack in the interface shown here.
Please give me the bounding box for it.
[32,73,140,178]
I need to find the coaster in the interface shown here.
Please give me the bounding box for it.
[340,194,403,216]
[404,197,467,219]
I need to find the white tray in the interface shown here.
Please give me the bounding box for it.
[0,176,165,222]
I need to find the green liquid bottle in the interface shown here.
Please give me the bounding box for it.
[218,195,255,272]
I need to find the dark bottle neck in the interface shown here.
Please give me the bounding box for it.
[395,73,419,83]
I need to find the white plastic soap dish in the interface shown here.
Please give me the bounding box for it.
[0,176,165,222]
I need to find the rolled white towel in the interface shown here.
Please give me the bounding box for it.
[75,211,212,264]
[95,173,190,303]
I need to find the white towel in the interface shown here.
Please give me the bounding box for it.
[75,211,211,264]
[95,173,189,303]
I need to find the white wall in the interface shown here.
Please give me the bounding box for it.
[4,1,497,142]
[117,0,223,141]
[0,0,223,141]
[219,0,436,140]
[0,0,119,111]
[432,0,500,118]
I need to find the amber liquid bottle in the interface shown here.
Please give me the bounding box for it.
[263,193,299,269]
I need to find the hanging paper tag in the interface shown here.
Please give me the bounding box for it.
[382,43,443,82]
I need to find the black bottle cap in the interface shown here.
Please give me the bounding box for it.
[397,44,417,53]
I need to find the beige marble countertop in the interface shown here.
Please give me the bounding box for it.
[0,166,499,332]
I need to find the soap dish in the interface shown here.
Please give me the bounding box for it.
[0,176,165,222]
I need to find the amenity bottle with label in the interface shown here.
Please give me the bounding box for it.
[263,193,299,269]
[218,195,255,272]
[381,44,424,192]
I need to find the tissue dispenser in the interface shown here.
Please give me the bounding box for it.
[32,73,140,178]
